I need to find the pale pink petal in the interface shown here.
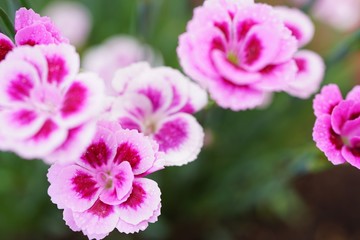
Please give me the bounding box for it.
[44,121,97,164]
[181,81,208,114]
[208,78,270,110]
[153,113,204,166]
[313,84,343,118]
[6,46,48,80]
[342,147,360,169]
[275,6,315,47]
[15,8,42,31]
[0,33,14,61]
[15,23,54,46]
[57,72,105,128]
[240,24,281,72]
[313,115,346,165]
[111,62,151,94]
[72,200,119,237]
[0,60,40,105]
[12,119,67,159]
[117,203,160,234]
[39,44,79,86]
[47,164,101,211]
[0,108,45,139]
[99,161,134,205]
[255,60,297,91]
[114,129,157,175]
[63,208,81,232]
[284,50,325,99]
[118,178,161,225]
[346,86,360,102]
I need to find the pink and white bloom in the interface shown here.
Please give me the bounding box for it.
[0,44,105,163]
[177,0,299,110]
[48,121,164,239]
[83,35,162,95]
[0,7,68,62]
[313,84,360,168]
[110,62,206,166]
[275,7,325,99]
[43,1,92,47]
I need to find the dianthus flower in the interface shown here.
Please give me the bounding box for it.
[110,62,207,166]
[313,84,360,168]
[177,0,298,110]
[48,121,164,239]
[0,7,68,61]
[0,44,105,163]
[275,7,325,99]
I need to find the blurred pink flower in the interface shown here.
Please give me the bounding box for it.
[43,1,92,47]
[0,44,105,163]
[48,121,163,239]
[313,84,360,168]
[178,0,299,110]
[275,7,325,99]
[83,35,162,95]
[290,0,360,31]
[0,7,68,62]
[110,62,207,166]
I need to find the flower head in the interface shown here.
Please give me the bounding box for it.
[0,44,105,163]
[48,121,164,239]
[177,0,298,110]
[110,62,206,166]
[313,84,360,168]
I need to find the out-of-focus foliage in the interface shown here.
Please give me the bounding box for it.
[0,0,359,239]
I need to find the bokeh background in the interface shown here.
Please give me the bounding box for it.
[0,0,359,239]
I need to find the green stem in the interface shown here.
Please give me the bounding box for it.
[325,29,360,67]
[0,7,14,37]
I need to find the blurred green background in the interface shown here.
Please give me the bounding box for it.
[0,0,359,239]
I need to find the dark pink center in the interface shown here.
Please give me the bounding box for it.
[122,183,145,209]
[0,39,13,61]
[214,22,230,41]
[154,117,187,152]
[295,58,307,73]
[46,56,68,84]
[139,87,163,112]
[244,35,262,65]
[13,110,37,125]
[113,142,140,169]
[237,19,257,40]
[285,24,302,41]
[8,74,34,101]
[88,200,114,218]
[61,82,87,117]
[81,141,111,168]
[71,170,98,200]
[33,119,57,141]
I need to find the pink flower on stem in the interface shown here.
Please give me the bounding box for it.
[275,7,325,99]
[177,0,299,110]
[48,121,164,239]
[0,7,69,61]
[313,84,360,168]
[0,44,105,163]
[110,62,207,166]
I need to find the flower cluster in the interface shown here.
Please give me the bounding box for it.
[177,0,324,110]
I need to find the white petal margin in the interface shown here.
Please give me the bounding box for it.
[118,178,161,225]
[284,50,325,99]
[154,113,204,166]
[275,6,315,47]
[112,62,152,94]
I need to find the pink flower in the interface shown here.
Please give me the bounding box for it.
[83,35,162,95]
[0,44,105,163]
[15,7,69,46]
[275,7,325,99]
[47,121,164,239]
[43,1,92,47]
[110,62,207,166]
[0,8,69,61]
[177,0,298,110]
[313,84,360,168]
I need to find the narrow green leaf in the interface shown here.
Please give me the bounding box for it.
[0,7,14,37]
